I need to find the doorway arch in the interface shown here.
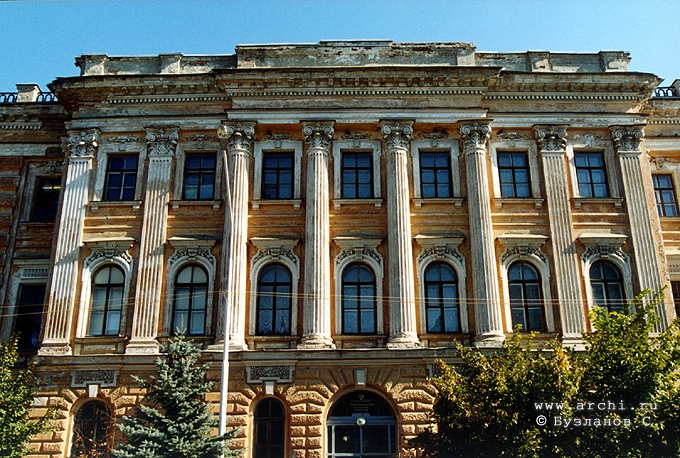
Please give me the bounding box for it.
[326,391,398,457]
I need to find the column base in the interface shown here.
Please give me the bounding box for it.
[473,332,505,348]
[125,339,160,354]
[298,333,335,349]
[37,341,72,356]
[561,335,586,351]
[207,337,248,352]
[386,333,421,349]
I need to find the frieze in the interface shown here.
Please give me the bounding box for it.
[496,130,529,140]
[460,121,491,150]
[535,125,568,152]
[66,130,99,157]
[500,246,547,263]
[36,160,64,174]
[185,134,218,149]
[341,132,370,148]
[264,132,291,147]
[71,369,117,388]
[169,247,216,265]
[572,133,603,148]
[246,365,293,383]
[252,247,299,266]
[417,129,449,147]
[336,247,382,265]
[381,121,413,150]
[610,125,645,152]
[418,246,464,263]
[146,127,179,156]
[85,248,132,267]
[303,122,334,150]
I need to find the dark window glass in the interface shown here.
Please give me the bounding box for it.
[70,401,111,458]
[574,152,609,198]
[341,264,377,334]
[172,265,208,335]
[672,281,680,318]
[420,152,452,198]
[342,152,373,198]
[183,154,216,200]
[498,152,531,197]
[14,284,46,352]
[590,260,625,313]
[89,266,124,336]
[424,262,460,333]
[31,176,61,222]
[253,398,285,458]
[262,152,294,199]
[508,262,546,332]
[104,155,138,201]
[256,264,292,335]
[653,174,678,217]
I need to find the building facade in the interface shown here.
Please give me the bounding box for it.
[1,40,680,457]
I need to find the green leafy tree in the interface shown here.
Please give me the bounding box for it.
[410,333,580,457]
[114,336,239,458]
[0,336,58,458]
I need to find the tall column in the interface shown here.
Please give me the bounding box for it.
[611,125,672,330]
[215,122,255,350]
[127,127,179,353]
[535,125,586,343]
[39,130,98,356]
[299,122,335,349]
[381,121,420,349]
[460,121,504,347]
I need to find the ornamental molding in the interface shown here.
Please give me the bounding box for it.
[246,365,293,383]
[418,245,464,263]
[581,245,628,263]
[610,125,645,152]
[501,246,547,263]
[460,121,491,149]
[66,129,100,158]
[336,246,382,266]
[218,122,256,152]
[264,132,292,147]
[534,125,568,152]
[578,232,629,262]
[35,160,64,174]
[417,129,449,147]
[110,95,229,105]
[252,247,299,266]
[84,248,133,267]
[71,369,117,388]
[381,121,413,149]
[414,234,465,263]
[496,130,529,140]
[303,122,334,150]
[145,126,179,156]
[184,134,219,149]
[168,247,216,266]
[341,132,370,147]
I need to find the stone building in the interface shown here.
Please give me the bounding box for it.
[1,40,680,457]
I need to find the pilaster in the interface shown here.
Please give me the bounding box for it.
[460,121,504,347]
[126,127,179,353]
[381,121,421,349]
[535,125,586,344]
[611,125,672,330]
[39,130,99,356]
[299,122,335,349]
[215,122,255,350]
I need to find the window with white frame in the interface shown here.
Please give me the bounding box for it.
[508,261,546,332]
[653,174,678,217]
[103,154,138,201]
[253,140,303,208]
[589,260,626,313]
[182,153,216,200]
[331,138,381,207]
[93,136,145,205]
[574,152,610,198]
[172,264,209,335]
[88,265,125,336]
[411,139,461,206]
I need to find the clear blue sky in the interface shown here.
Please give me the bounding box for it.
[1,0,679,93]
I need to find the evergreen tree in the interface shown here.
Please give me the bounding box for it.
[114,336,238,458]
[0,336,58,458]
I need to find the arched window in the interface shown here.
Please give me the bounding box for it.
[71,400,111,457]
[89,265,124,336]
[590,260,625,312]
[342,263,377,334]
[253,398,286,458]
[256,263,292,335]
[508,261,546,332]
[172,264,208,335]
[424,262,460,333]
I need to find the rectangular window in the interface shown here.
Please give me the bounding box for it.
[653,174,678,217]
[672,281,680,318]
[104,155,138,201]
[575,152,609,198]
[342,152,373,198]
[420,152,452,198]
[262,152,294,199]
[30,177,61,222]
[14,284,46,352]
[498,152,531,197]
[183,154,216,200]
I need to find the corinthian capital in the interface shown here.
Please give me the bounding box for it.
[381,121,413,150]
[303,122,334,150]
[218,122,256,152]
[460,121,491,150]
[145,126,180,156]
[610,125,645,153]
[534,125,568,152]
[66,129,100,158]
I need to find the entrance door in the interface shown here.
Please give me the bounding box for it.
[326,391,398,458]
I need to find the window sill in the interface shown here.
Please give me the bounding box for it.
[494,197,544,209]
[413,197,464,208]
[90,200,142,211]
[170,200,221,210]
[333,198,383,209]
[246,335,298,350]
[333,334,386,349]
[251,199,302,210]
[74,336,126,355]
[573,197,624,209]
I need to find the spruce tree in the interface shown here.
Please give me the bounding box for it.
[114,336,238,458]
